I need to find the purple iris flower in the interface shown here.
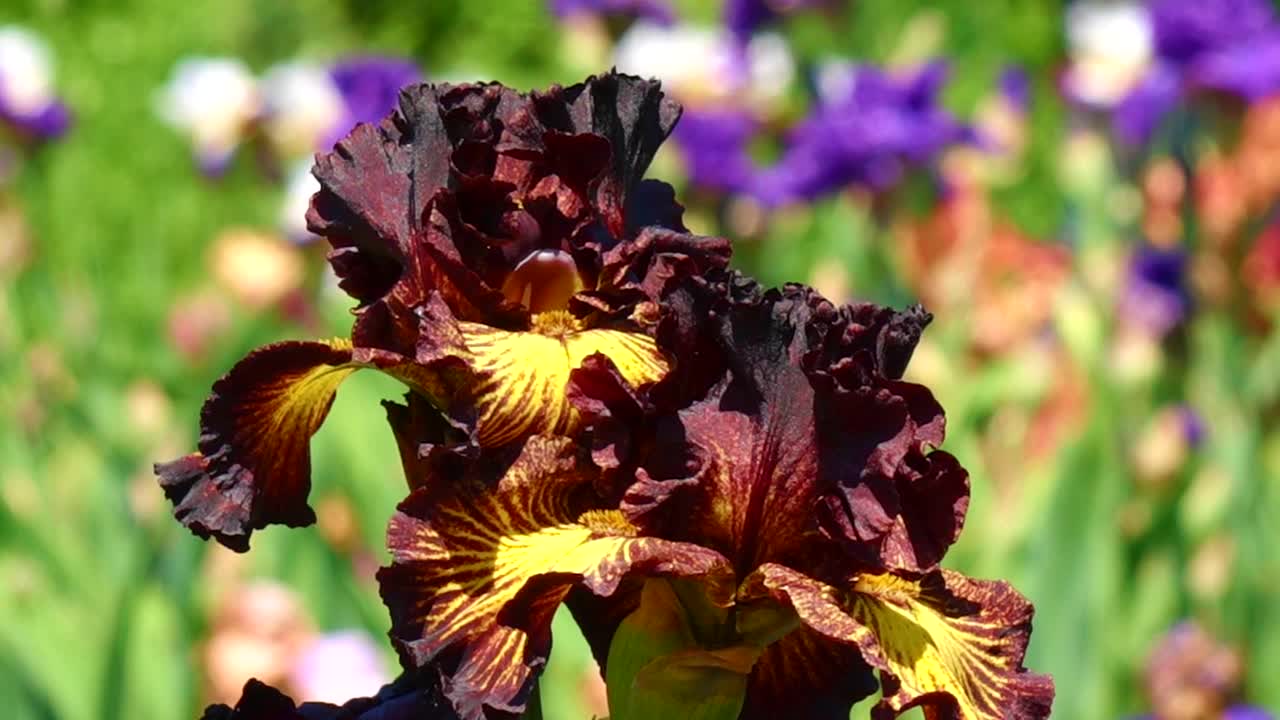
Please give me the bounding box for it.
[752,61,970,206]
[0,91,71,140]
[549,0,675,26]
[1177,405,1206,447]
[1121,245,1191,337]
[1150,0,1276,65]
[671,108,759,194]
[0,27,71,141]
[724,0,835,41]
[1113,61,1182,145]
[324,56,422,151]
[999,65,1031,113]
[1189,32,1280,101]
[1116,0,1280,143]
[1223,707,1277,720]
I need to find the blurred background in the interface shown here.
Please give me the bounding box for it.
[1,0,1278,718]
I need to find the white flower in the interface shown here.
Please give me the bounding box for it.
[280,160,321,243]
[1063,0,1154,106]
[0,26,56,118]
[259,61,344,159]
[155,57,260,171]
[613,21,794,110]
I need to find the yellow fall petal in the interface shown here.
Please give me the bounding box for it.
[457,312,668,446]
[848,570,1053,720]
[742,563,1052,720]
[380,436,729,717]
[157,338,361,550]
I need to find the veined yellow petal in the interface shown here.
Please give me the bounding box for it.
[848,570,1054,720]
[157,337,451,551]
[742,563,1052,720]
[457,315,667,446]
[157,339,360,551]
[380,436,729,718]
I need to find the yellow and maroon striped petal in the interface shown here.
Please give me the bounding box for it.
[156,340,359,551]
[448,315,667,446]
[377,435,730,720]
[742,563,1054,720]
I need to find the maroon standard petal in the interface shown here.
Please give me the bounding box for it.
[305,70,719,342]
[599,274,962,574]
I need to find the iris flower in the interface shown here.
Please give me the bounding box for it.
[376,276,1054,719]
[754,61,971,206]
[1106,0,1280,144]
[155,57,260,177]
[1120,245,1191,338]
[260,56,422,162]
[161,71,1052,720]
[0,26,72,141]
[156,71,729,550]
[724,0,838,43]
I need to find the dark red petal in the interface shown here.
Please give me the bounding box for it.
[308,115,421,304]
[741,626,878,720]
[307,82,524,321]
[625,178,689,233]
[812,376,958,572]
[156,340,357,551]
[381,391,476,492]
[515,72,683,238]
[200,679,300,720]
[877,450,970,573]
[307,71,703,331]
[606,276,954,572]
[566,353,644,473]
[199,676,460,720]
[574,225,732,321]
[655,386,824,573]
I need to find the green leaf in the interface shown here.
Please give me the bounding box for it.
[605,580,752,720]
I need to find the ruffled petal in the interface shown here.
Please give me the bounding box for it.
[875,449,969,573]
[574,225,732,319]
[381,391,475,492]
[378,435,730,719]
[743,563,1054,720]
[507,71,682,239]
[604,276,955,572]
[156,340,359,551]
[306,71,700,329]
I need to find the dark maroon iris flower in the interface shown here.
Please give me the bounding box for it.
[159,72,1053,720]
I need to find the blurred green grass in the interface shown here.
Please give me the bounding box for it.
[1,1,1278,719]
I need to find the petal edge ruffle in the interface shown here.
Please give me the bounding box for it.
[156,339,357,551]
